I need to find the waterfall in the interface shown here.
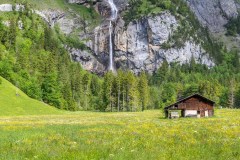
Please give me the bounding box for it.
[107,0,118,71]
[109,21,114,71]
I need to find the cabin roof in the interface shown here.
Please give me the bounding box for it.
[164,94,215,110]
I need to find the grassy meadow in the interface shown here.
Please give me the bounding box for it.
[0,109,240,160]
[0,76,240,159]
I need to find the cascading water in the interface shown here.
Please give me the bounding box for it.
[107,0,118,71]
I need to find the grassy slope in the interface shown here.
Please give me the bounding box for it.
[0,109,239,159]
[0,76,61,116]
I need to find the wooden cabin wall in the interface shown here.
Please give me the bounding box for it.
[165,95,215,118]
[177,97,214,117]
[178,98,213,109]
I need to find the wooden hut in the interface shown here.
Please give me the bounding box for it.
[164,94,215,118]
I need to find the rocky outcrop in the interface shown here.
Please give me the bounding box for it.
[0,4,66,28]
[0,4,13,11]
[61,1,215,74]
[68,0,128,11]
[112,0,128,11]
[90,11,214,74]
[68,47,105,74]
[35,10,65,27]
[68,0,100,5]
[186,0,239,33]
[0,4,24,11]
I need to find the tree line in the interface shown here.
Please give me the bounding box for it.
[149,55,240,109]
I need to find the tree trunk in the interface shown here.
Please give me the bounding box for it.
[110,87,112,112]
[122,91,124,112]
[118,87,120,112]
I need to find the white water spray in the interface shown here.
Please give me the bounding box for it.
[107,0,118,71]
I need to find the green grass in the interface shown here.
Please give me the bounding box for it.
[0,109,240,159]
[0,76,62,116]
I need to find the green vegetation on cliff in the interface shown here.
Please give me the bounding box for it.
[225,15,240,36]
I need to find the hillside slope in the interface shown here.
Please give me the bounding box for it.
[0,77,61,116]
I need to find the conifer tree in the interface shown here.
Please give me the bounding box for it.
[70,63,84,109]
[116,69,124,111]
[82,73,91,110]
[126,71,139,111]
[41,72,62,108]
[8,19,17,48]
[138,72,149,111]
[102,72,114,111]
[228,79,235,108]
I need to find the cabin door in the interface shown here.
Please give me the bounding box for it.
[181,110,185,117]
[200,111,205,117]
[205,110,209,117]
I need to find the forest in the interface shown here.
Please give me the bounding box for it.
[0,1,240,112]
[0,8,151,111]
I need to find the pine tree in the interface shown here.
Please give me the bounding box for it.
[58,61,76,110]
[15,37,32,70]
[126,71,139,111]
[116,70,124,112]
[153,60,169,85]
[228,79,235,108]
[234,87,240,108]
[138,72,149,111]
[90,75,102,97]
[82,73,91,110]
[41,72,62,108]
[102,72,114,111]
[7,19,17,48]
[70,63,84,109]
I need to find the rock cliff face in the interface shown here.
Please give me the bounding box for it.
[61,0,216,74]
[186,0,239,33]
[68,47,105,73]
[101,12,213,73]
[81,10,213,74]
[2,1,229,74]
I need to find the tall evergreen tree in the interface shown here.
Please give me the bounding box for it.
[102,72,114,111]
[41,72,62,108]
[126,71,139,111]
[138,72,149,111]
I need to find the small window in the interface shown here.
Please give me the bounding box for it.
[197,111,200,114]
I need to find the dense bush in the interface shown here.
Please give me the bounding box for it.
[225,16,240,36]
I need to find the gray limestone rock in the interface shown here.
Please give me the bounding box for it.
[68,47,105,74]
[186,0,238,33]
[91,11,214,74]
[0,2,218,74]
